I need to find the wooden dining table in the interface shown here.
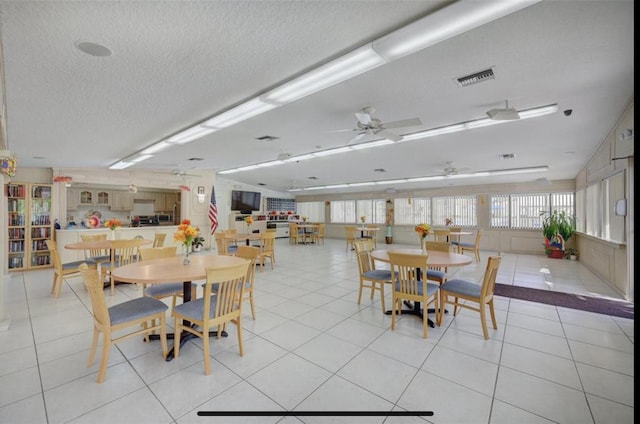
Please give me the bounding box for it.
[370,248,472,327]
[296,224,319,244]
[225,232,262,246]
[111,254,250,361]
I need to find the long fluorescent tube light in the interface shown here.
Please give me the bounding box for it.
[109,161,134,170]
[262,45,387,104]
[288,166,548,191]
[128,154,153,163]
[141,141,172,155]
[372,0,541,60]
[166,126,217,144]
[202,98,279,129]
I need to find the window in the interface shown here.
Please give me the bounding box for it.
[330,200,355,223]
[393,197,430,225]
[296,201,325,223]
[356,199,386,224]
[432,195,476,227]
[490,192,574,230]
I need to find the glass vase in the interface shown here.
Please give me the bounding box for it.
[183,244,191,265]
[421,237,427,254]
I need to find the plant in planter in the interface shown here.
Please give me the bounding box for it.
[192,235,205,252]
[540,209,575,258]
[564,247,578,260]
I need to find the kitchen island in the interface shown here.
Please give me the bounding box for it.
[55,226,180,263]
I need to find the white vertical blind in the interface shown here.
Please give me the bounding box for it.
[296,201,325,223]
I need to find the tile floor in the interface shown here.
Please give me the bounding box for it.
[0,238,634,423]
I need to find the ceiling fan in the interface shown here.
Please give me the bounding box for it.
[438,161,471,177]
[332,106,422,144]
[153,168,200,177]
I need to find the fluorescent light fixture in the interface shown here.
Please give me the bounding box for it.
[202,98,278,129]
[519,104,559,119]
[129,154,153,163]
[402,124,465,141]
[141,141,172,155]
[262,45,386,104]
[255,160,284,168]
[289,165,548,191]
[166,126,217,144]
[109,161,134,170]
[313,146,352,157]
[349,139,394,150]
[464,118,502,129]
[372,0,541,60]
[287,153,316,162]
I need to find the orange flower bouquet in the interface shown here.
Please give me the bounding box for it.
[104,218,122,230]
[244,215,254,231]
[415,223,431,239]
[174,219,200,264]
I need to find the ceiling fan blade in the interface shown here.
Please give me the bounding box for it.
[377,129,402,142]
[382,117,422,129]
[348,131,368,144]
[327,128,356,134]
[355,112,372,125]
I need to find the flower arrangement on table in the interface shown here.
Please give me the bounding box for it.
[192,235,205,249]
[360,216,366,224]
[445,217,454,227]
[415,223,431,239]
[301,216,308,222]
[174,219,200,249]
[104,218,123,230]
[244,216,254,231]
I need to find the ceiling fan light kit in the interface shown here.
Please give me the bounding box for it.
[486,100,520,121]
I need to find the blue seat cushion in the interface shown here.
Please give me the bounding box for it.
[426,269,446,280]
[145,282,184,298]
[363,270,395,281]
[87,254,112,262]
[450,241,460,246]
[441,279,480,297]
[173,295,224,320]
[394,281,439,296]
[63,260,96,270]
[108,296,168,325]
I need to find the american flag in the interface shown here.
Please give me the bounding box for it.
[209,185,219,235]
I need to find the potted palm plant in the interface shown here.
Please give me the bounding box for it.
[540,210,575,259]
[192,235,205,252]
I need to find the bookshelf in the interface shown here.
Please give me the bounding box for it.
[6,182,53,271]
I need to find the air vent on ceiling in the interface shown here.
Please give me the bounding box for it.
[498,153,516,160]
[308,176,318,180]
[456,68,495,87]
[188,157,204,161]
[256,135,279,141]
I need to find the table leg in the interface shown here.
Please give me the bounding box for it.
[384,301,435,328]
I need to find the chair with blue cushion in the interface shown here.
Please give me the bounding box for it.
[46,239,97,298]
[80,233,112,265]
[439,255,502,339]
[139,246,197,310]
[388,251,440,338]
[424,241,451,286]
[457,229,483,262]
[354,240,394,313]
[78,263,168,383]
[172,261,250,375]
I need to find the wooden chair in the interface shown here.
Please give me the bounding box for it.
[258,231,276,271]
[172,261,250,375]
[215,232,238,256]
[289,223,301,245]
[439,256,502,339]
[388,251,440,339]
[78,263,168,383]
[448,226,462,247]
[433,228,450,242]
[46,239,97,298]
[310,223,325,245]
[458,229,483,262]
[345,226,364,252]
[100,239,140,295]
[138,246,196,310]
[80,233,111,265]
[222,229,239,248]
[353,240,394,313]
[152,233,166,248]
[424,241,451,286]
[364,224,378,248]
[235,245,260,319]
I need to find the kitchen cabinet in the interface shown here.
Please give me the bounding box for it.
[154,192,178,212]
[66,187,79,211]
[79,189,110,206]
[111,190,134,211]
[6,182,53,271]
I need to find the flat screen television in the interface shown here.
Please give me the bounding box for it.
[231,190,261,212]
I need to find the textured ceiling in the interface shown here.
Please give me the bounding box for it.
[0,0,634,194]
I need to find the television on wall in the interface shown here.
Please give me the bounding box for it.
[231,190,261,212]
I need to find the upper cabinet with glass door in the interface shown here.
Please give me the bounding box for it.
[79,189,110,206]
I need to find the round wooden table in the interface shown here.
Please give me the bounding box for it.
[112,254,250,360]
[370,248,472,326]
[65,238,152,252]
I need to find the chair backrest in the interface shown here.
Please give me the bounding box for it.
[139,246,177,261]
[345,226,359,241]
[152,233,167,248]
[449,226,462,233]
[425,241,450,252]
[353,239,374,253]
[109,239,139,266]
[388,251,429,296]
[474,229,483,246]
[80,233,109,258]
[265,228,277,233]
[46,239,62,269]
[215,232,231,255]
[260,231,276,253]
[433,229,450,242]
[481,256,502,298]
[201,261,251,320]
[235,245,260,287]
[78,263,110,327]
[354,246,375,275]
[316,224,325,236]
